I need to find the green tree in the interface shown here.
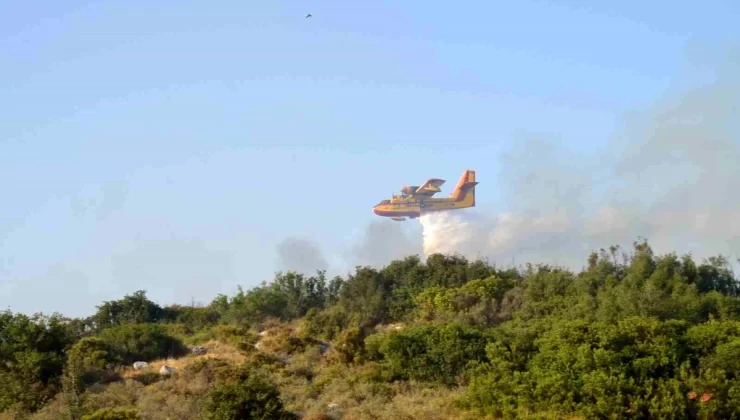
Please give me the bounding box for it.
[161,304,221,332]
[96,323,186,365]
[339,267,393,328]
[0,311,78,413]
[696,255,739,295]
[91,290,163,330]
[62,336,119,418]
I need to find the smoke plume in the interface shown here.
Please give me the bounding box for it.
[276,237,329,274]
[421,55,740,269]
[350,220,423,268]
[271,52,740,273]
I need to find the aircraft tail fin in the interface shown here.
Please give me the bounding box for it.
[450,170,477,206]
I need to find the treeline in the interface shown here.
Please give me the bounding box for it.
[3,240,740,418]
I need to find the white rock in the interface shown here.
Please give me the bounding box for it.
[190,346,207,355]
[159,365,177,375]
[132,361,149,370]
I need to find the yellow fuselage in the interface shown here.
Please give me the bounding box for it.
[372,192,475,219]
[373,169,478,221]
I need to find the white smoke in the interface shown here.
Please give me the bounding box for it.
[418,52,740,270]
[420,208,587,268]
[420,211,476,257]
[269,50,740,273]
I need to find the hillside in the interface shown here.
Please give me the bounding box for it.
[3,239,740,419]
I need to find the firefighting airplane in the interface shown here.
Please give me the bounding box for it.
[372,170,478,221]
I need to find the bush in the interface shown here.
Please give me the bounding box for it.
[202,373,296,420]
[332,327,367,365]
[130,372,163,386]
[62,336,123,417]
[256,325,306,357]
[97,324,187,365]
[161,305,222,332]
[366,323,488,385]
[0,312,78,413]
[302,307,348,341]
[462,316,740,419]
[183,358,266,386]
[188,324,259,352]
[64,337,120,386]
[12,239,740,418]
[81,407,141,420]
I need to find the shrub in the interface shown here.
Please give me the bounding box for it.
[302,307,348,341]
[62,336,123,417]
[0,312,78,413]
[366,323,488,385]
[97,324,187,365]
[130,372,162,386]
[257,325,306,357]
[81,407,141,420]
[188,325,259,353]
[331,327,367,365]
[202,373,296,419]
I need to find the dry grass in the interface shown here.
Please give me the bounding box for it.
[120,340,247,380]
[283,373,482,420]
[63,333,292,420]
[253,322,309,358]
[75,341,252,420]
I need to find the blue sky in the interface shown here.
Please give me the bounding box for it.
[2,0,739,317]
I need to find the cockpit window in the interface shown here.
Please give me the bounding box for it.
[376,200,391,205]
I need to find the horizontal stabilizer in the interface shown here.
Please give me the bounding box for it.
[460,181,478,191]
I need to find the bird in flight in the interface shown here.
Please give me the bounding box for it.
[305,14,312,18]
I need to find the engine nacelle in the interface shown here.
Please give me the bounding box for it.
[401,185,419,195]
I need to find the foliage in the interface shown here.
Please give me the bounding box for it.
[62,336,121,418]
[96,324,187,365]
[414,275,516,326]
[366,323,489,385]
[0,312,79,413]
[91,291,164,331]
[187,324,259,352]
[301,306,348,341]
[7,239,740,419]
[210,271,342,326]
[161,305,221,332]
[332,327,368,365]
[202,371,296,420]
[255,325,307,357]
[81,407,141,420]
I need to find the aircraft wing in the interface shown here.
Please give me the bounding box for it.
[414,178,445,196]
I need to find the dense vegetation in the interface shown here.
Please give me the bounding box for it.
[3,240,740,419]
